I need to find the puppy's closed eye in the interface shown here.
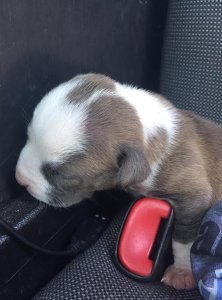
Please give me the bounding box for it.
[42,164,81,186]
[59,174,82,186]
[42,164,59,180]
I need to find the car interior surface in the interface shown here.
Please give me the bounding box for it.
[0,0,221,299]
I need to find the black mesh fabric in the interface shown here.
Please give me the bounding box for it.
[160,0,222,123]
[32,210,201,300]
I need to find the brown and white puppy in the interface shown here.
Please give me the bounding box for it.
[15,73,222,290]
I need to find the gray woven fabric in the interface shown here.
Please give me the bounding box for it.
[160,0,222,123]
[32,210,201,300]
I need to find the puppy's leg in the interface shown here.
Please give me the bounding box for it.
[161,194,210,290]
[162,240,196,290]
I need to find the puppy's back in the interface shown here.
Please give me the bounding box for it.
[181,111,222,201]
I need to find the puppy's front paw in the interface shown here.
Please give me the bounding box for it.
[161,265,196,290]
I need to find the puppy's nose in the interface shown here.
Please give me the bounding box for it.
[15,169,29,188]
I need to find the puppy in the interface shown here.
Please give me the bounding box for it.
[15,73,222,290]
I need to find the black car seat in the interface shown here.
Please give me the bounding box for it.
[0,1,169,299]
[32,0,222,299]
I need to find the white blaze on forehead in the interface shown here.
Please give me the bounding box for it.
[16,78,90,203]
[28,79,87,162]
[16,78,90,202]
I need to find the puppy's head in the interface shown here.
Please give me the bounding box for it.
[15,74,150,207]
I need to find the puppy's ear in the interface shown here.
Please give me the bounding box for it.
[117,144,150,188]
